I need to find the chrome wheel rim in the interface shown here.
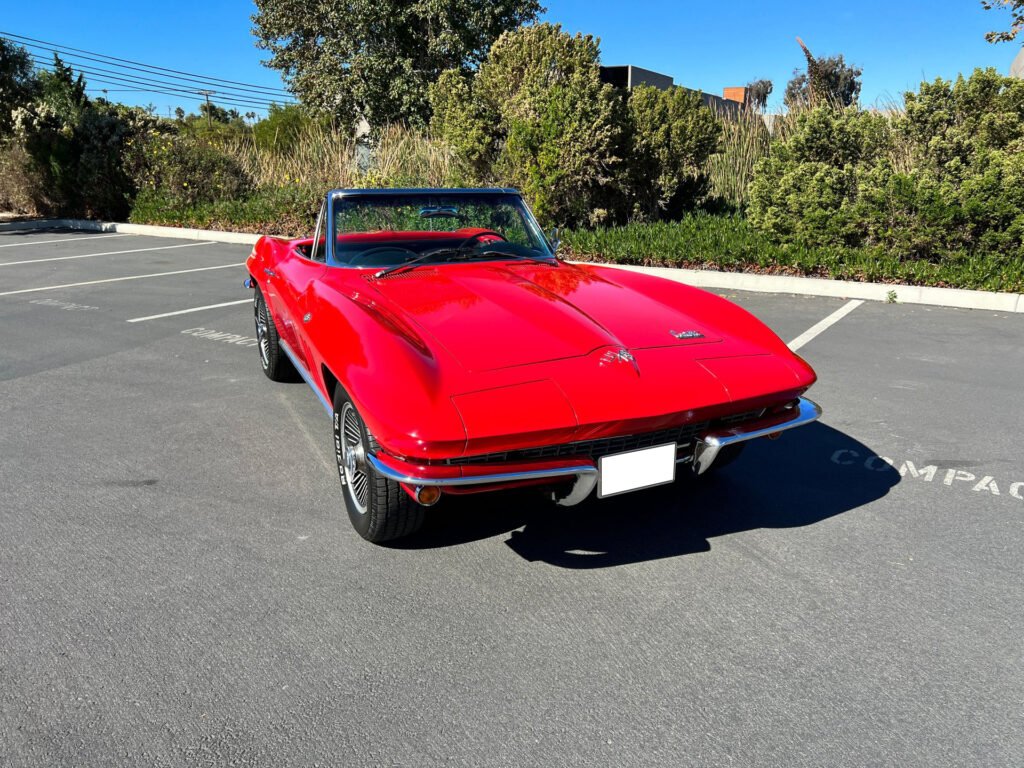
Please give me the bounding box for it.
[341,402,369,515]
[255,295,270,369]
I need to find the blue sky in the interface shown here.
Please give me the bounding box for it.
[1,0,1020,116]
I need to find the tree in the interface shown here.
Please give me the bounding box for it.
[14,55,157,218]
[745,79,773,111]
[431,23,623,226]
[252,0,543,130]
[625,85,721,218]
[0,38,38,138]
[252,102,318,152]
[200,102,242,124]
[784,39,862,108]
[982,0,1024,42]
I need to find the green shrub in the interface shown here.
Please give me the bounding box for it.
[252,103,323,154]
[748,69,1024,263]
[13,58,156,219]
[623,85,720,219]
[431,23,624,226]
[561,215,1024,292]
[130,184,318,237]
[136,132,253,206]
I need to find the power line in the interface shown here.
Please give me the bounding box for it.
[28,54,290,109]
[1,29,292,96]
[32,60,283,111]
[24,51,295,105]
[22,42,295,102]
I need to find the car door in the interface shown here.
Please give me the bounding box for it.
[271,201,328,370]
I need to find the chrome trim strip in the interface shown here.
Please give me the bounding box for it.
[365,453,597,488]
[693,397,821,475]
[331,187,520,198]
[278,338,333,416]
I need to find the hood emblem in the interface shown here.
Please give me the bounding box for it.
[600,348,640,375]
[670,329,704,339]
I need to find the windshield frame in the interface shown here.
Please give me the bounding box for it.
[323,188,555,269]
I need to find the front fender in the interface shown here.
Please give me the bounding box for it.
[307,281,467,459]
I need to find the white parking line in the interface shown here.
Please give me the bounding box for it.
[0,241,215,267]
[0,263,245,297]
[127,299,251,323]
[0,233,129,249]
[788,299,864,352]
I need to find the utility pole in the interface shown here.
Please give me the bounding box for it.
[198,89,215,128]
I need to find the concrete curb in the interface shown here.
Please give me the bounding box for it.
[3,218,1021,313]
[0,218,260,245]
[593,263,1024,314]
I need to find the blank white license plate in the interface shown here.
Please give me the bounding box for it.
[597,443,677,498]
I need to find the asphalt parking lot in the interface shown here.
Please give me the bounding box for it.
[1,228,1022,767]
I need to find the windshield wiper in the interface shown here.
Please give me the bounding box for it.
[373,246,554,278]
[373,250,439,278]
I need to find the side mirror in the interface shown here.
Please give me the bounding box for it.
[548,227,560,255]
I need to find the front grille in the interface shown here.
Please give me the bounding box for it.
[444,408,765,466]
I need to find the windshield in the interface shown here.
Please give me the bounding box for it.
[330,192,554,268]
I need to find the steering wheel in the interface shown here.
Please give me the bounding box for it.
[355,245,421,266]
[459,230,507,248]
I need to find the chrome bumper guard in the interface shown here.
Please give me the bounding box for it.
[692,396,821,475]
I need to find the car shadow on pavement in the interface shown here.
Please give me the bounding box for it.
[391,423,900,568]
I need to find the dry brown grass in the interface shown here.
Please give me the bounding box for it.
[224,123,360,190]
[222,123,463,191]
[0,143,39,215]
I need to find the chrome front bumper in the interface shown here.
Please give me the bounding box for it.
[366,455,597,487]
[692,397,822,474]
[367,397,822,502]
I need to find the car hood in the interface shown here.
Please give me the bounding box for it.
[364,262,765,372]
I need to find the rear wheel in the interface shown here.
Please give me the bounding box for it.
[253,285,298,382]
[333,389,425,542]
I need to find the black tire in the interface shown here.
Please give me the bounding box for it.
[332,389,425,542]
[253,285,298,382]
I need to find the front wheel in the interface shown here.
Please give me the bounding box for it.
[333,390,425,542]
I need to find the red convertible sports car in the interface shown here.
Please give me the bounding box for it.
[246,188,820,542]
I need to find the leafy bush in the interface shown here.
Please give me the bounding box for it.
[748,69,1024,263]
[431,23,624,226]
[428,70,496,180]
[0,38,38,139]
[623,85,720,219]
[562,215,1024,292]
[135,132,253,206]
[12,58,157,219]
[251,103,320,153]
[130,184,318,236]
[430,23,724,226]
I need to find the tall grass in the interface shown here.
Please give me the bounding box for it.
[366,124,465,188]
[706,108,772,211]
[223,123,463,191]
[225,123,360,190]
